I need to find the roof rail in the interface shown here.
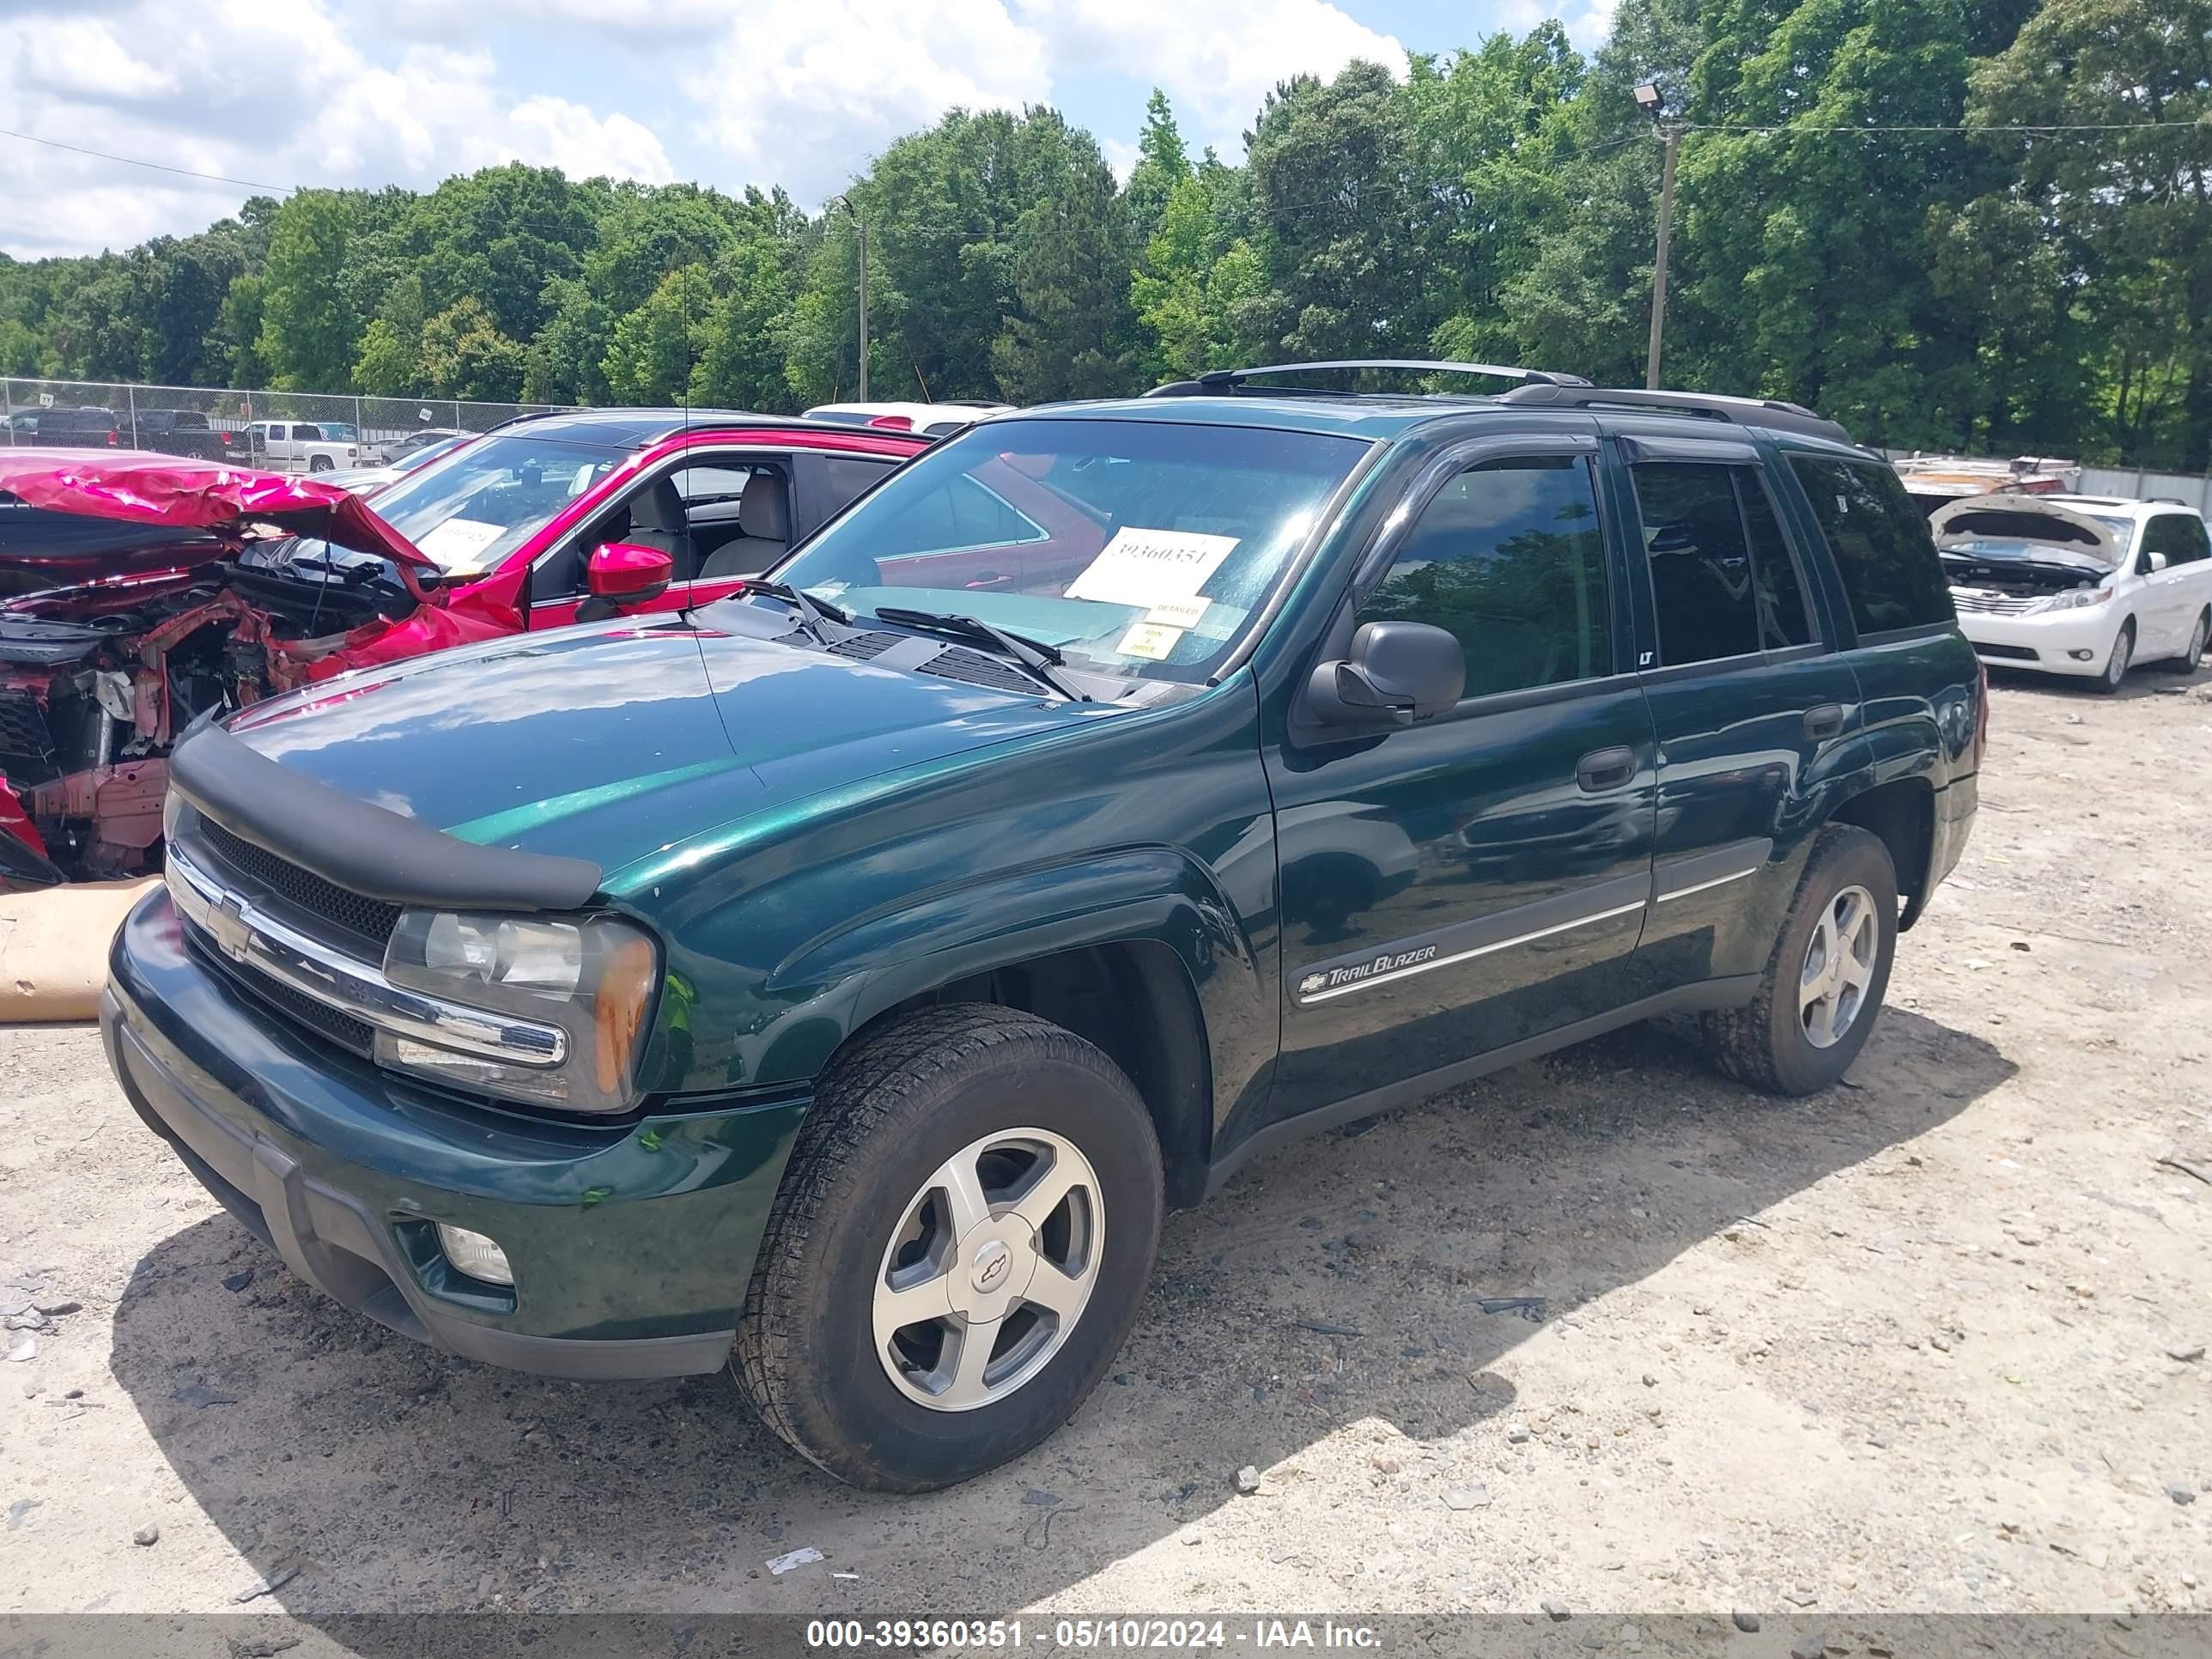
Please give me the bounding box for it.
[1144,359,1594,398]
[1498,384,1855,446]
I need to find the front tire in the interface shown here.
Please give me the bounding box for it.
[1700,825,1899,1096]
[2094,619,2135,694]
[734,1004,1164,1492]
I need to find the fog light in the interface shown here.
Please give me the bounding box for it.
[2069,649,2094,661]
[436,1224,514,1286]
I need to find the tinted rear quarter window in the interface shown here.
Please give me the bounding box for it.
[1789,456,1955,635]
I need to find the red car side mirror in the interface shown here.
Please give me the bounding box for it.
[586,541,674,608]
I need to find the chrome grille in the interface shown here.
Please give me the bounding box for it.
[186,930,375,1055]
[189,816,404,950]
[1950,589,2047,617]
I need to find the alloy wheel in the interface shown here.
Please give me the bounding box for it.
[2106,629,2132,687]
[873,1127,1104,1412]
[1800,884,1878,1050]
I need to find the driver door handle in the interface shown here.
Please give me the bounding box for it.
[1576,746,1637,793]
[1805,703,1846,741]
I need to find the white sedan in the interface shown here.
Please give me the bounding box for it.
[1935,494,2212,692]
[801,401,1012,438]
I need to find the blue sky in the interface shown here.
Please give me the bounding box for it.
[0,0,1617,258]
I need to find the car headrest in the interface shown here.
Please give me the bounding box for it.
[738,472,790,542]
[631,477,686,533]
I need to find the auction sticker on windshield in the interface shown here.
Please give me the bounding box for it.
[1066,526,1239,609]
[413,517,505,568]
[1115,621,1184,660]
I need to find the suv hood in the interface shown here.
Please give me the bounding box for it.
[1929,495,2120,569]
[0,449,434,579]
[221,614,1102,878]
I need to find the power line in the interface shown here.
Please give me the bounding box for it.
[1684,118,2210,135]
[0,126,295,195]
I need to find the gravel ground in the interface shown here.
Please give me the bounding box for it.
[1,671,2207,1633]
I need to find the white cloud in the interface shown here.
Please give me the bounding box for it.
[1494,0,1619,52]
[1015,0,1407,149]
[0,0,672,257]
[0,0,1599,258]
[680,0,1051,202]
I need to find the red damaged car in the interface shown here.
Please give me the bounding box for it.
[0,409,931,888]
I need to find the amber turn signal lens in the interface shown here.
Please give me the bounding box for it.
[593,933,659,1095]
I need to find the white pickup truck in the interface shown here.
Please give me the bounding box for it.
[242,420,363,473]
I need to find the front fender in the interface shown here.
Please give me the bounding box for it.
[820,845,1261,1043]
[648,845,1267,1108]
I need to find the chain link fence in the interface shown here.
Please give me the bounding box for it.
[0,377,568,467]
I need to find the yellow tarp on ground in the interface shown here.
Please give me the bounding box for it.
[0,878,158,1024]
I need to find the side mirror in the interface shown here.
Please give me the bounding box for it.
[2146,550,2170,574]
[1306,620,1466,727]
[586,541,674,608]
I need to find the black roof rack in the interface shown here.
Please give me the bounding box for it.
[1498,384,1855,446]
[1145,359,1594,398]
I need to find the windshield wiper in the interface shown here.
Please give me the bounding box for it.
[735,578,851,646]
[871,605,1092,702]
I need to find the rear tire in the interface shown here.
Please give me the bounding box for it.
[2165,609,2207,674]
[2094,619,2135,694]
[734,1004,1164,1492]
[1700,825,1898,1096]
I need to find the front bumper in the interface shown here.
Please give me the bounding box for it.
[1955,607,2121,678]
[103,889,809,1380]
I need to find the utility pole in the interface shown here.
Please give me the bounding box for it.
[1645,123,1680,391]
[1631,81,1679,391]
[855,213,869,402]
[833,195,869,401]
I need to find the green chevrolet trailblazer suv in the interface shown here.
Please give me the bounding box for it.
[104,363,1983,1491]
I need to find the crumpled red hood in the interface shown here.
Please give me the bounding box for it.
[0,448,434,571]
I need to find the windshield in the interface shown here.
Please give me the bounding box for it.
[391,436,465,475]
[769,416,1370,684]
[358,433,626,574]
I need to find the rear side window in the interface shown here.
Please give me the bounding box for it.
[1789,457,1955,635]
[821,456,896,514]
[2145,514,2212,567]
[1358,455,1613,699]
[1631,462,1814,665]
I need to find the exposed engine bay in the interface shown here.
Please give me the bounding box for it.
[0,554,411,882]
[1937,548,2111,599]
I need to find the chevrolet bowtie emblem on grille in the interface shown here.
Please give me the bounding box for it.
[207,894,253,962]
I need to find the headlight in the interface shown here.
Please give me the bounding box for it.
[378,909,660,1115]
[2031,586,2112,613]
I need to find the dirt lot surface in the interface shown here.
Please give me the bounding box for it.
[2,672,2209,1638]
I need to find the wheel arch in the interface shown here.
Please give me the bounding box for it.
[1824,775,1936,930]
[851,937,1216,1209]
[781,849,1261,1211]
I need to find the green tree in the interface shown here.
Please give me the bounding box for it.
[522,277,615,404]
[416,295,526,400]
[993,132,1137,400]
[256,191,360,390]
[603,264,716,404]
[1965,0,2212,466]
[216,274,269,386]
[1123,89,1192,252]
[350,272,427,395]
[691,239,796,410]
[1241,63,1436,359]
